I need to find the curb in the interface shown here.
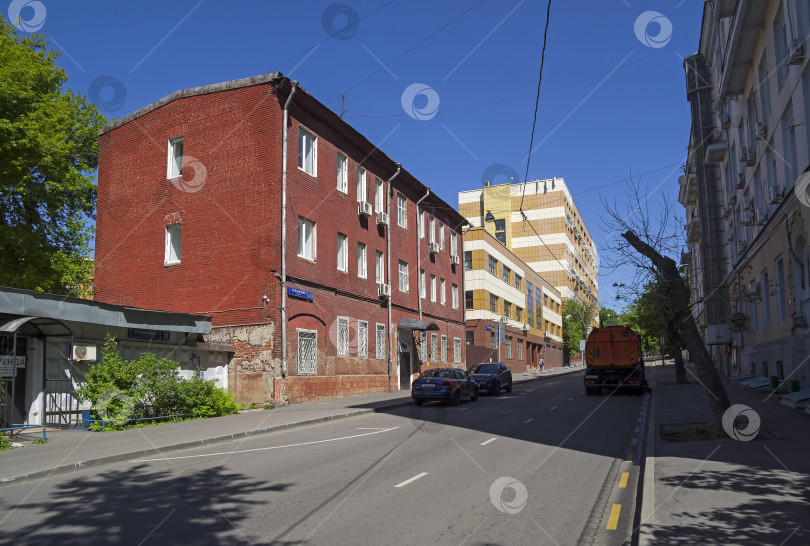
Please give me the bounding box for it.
[638,367,657,545]
[0,400,414,487]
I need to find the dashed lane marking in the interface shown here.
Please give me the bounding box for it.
[607,504,622,530]
[619,472,629,488]
[480,437,498,446]
[568,398,573,402]
[523,418,534,424]
[550,406,557,411]
[395,472,428,488]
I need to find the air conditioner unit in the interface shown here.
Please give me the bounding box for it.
[735,171,745,189]
[450,254,460,265]
[755,122,767,140]
[756,206,768,225]
[358,202,373,217]
[378,283,391,297]
[738,146,749,164]
[788,39,805,65]
[746,148,756,166]
[499,316,508,324]
[769,185,784,204]
[71,344,97,361]
[720,113,731,129]
[376,212,389,226]
[522,325,529,332]
[722,205,732,219]
[544,330,552,337]
[428,242,439,254]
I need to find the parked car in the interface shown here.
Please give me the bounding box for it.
[468,362,513,395]
[412,368,479,406]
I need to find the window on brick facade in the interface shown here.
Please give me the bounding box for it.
[420,331,427,361]
[337,316,349,357]
[431,333,438,362]
[464,251,472,270]
[297,329,317,375]
[167,137,183,178]
[504,336,512,359]
[420,269,426,299]
[441,335,447,362]
[450,232,457,257]
[465,290,473,310]
[376,250,384,284]
[375,178,384,213]
[439,223,445,250]
[398,261,409,292]
[358,320,368,358]
[454,337,461,363]
[429,216,436,244]
[452,284,458,309]
[165,224,181,265]
[357,242,367,279]
[298,217,316,260]
[440,278,446,305]
[298,128,316,176]
[517,339,523,360]
[337,233,347,272]
[419,209,425,239]
[376,323,386,360]
[397,194,407,228]
[504,302,511,319]
[337,153,348,193]
[430,274,436,302]
[357,166,367,203]
[466,331,474,346]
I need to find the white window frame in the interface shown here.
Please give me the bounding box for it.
[420,270,426,299]
[337,316,349,357]
[419,209,425,239]
[430,274,436,302]
[398,261,409,292]
[397,194,407,228]
[376,323,386,360]
[298,217,316,261]
[453,337,461,364]
[451,284,459,309]
[450,232,457,257]
[439,223,445,250]
[356,166,367,203]
[337,153,348,193]
[358,320,368,358]
[429,216,436,244]
[297,328,318,375]
[441,335,447,362]
[440,278,446,305]
[375,178,384,213]
[298,127,317,176]
[165,224,181,265]
[357,242,367,279]
[337,233,348,272]
[167,136,184,179]
[376,250,384,284]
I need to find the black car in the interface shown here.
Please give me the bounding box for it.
[468,362,513,395]
[412,368,479,406]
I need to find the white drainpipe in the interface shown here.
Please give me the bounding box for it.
[386,163,401,382]
[280,80,298,377]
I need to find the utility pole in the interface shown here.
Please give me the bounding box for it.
[339,95,345,119]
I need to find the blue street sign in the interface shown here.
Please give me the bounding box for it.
[287,286,314,300]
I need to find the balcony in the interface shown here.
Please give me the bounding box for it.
[717,0,769,99]
[686,216,701,243]
[704,142,727,163]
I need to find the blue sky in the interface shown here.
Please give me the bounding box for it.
[7,0,703,310]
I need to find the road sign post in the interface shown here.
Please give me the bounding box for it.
[579,339,586,367]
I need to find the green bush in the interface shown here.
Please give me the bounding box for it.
[0,434,10,451]
[74,333,240,430]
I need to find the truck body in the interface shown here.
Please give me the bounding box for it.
[583,326,646,395]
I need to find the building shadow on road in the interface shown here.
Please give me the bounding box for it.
[0,464,294,545]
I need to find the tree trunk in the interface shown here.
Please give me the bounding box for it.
[667,319,689,384]
[622,231,730,426]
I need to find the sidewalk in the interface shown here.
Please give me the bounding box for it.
[0,366,582,486]
[639,362,810,545]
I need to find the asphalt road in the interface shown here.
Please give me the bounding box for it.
[0,371,649,545]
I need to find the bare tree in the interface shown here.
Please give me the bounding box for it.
[601,180,731,425]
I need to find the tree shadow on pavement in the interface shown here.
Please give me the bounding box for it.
[0,464,294,545]
[646,466,810,545]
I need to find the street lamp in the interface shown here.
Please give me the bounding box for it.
[485,211,495,222]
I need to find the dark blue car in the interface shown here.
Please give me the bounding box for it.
[468,362,513,395]
[412,368,479,406]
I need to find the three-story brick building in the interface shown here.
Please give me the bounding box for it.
[94,73,466,405]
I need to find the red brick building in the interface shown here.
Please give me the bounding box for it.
[94,73,467,405]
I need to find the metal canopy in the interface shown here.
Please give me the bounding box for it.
[0,314,74,337]
[398,317,440,331]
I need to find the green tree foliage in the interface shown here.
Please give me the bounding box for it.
[598,307,620,327]
[620,282,667,353]
[0,17,106,296]
[74,334,240,430]
[562,299,596,358]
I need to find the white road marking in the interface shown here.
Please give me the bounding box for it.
[480,437,498,446]
[523,418,534,424]
[132,426,400,463]
[453,407,469,411]
[568,397,573,402]
[357,427,388,430]
[550,406,557,410]
[395,472,428,488]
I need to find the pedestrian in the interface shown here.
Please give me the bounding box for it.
[539,356,545,373]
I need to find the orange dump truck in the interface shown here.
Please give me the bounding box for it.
[583,326,647,395]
